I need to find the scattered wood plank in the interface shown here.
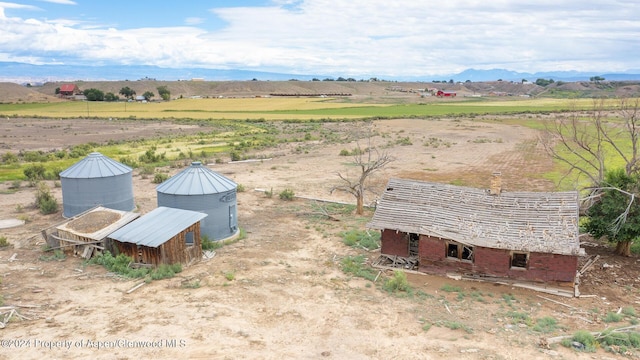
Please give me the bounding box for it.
[579,254,600,275]
[126,282,146,294]
[537,295,582,311]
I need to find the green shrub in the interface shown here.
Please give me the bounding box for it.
[119,156,139,168]
[39,250,66,261]
[571,330,597,352]
[340,255,377,281]
[440,284,463,293]
[340,229,380,250]
[87,252,183,280]
[150,263,182,280]
[0,236,10,248]
[152,172,169,184]
[604,312,624,323]
[230,151,242,162]
[23,164,46,182]
[201,236,223,251]
[35,182,58,214]
[383,270,410,293]
[279,188,295,200]
[139,165,155,176]
[224,271,235,281]
[138,147,166,164]
[532,316,560,333]
[1,152,18,164]
[440,320,473,333]
[506,311,531,324]
[236,184,245,192]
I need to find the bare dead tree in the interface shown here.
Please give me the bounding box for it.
[541,97,640,255]
[331,124,394,215]
[540,97,640,189]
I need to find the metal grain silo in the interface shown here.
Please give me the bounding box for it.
[60,152,135,218]
[156,161,238,241]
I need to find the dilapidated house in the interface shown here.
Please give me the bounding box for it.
[107,206,207,267]
[367,176,583,288]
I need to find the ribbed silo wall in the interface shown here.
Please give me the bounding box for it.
[61,172,135,218]
[157,190,238,240]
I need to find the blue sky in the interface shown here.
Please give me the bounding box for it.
[0,0,639,78]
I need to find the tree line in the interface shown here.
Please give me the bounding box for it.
[56,86,171,102]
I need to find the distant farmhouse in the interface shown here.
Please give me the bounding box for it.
[58,83,80,98]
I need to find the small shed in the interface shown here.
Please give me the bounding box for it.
[52,206,140,258]
[107,207,207,266]
[156,161,238,241]
[59,152,135,218]
[367,177,582,287]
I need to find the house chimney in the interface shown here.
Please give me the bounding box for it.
[490,172,502,195]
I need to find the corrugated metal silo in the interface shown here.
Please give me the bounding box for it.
[156,161,238,241]
[60,152,135,218]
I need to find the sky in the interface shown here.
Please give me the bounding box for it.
[0,0,639,79]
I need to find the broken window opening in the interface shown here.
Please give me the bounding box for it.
[446,242,474,262]
[511,253,528,268]
[409,233,419,257]
[447,243,458,258]
[462,246,474,261]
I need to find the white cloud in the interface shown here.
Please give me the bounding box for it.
[37,0,77,5]
[0,0,638,77]
[185,17,204,25]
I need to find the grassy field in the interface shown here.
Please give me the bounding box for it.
[0,97,606,121]
[0,97,634,185]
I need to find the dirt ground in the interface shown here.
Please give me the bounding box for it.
[1,117,640,359]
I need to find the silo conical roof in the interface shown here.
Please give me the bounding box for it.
[156,161,236,195]
[60,152,132,178]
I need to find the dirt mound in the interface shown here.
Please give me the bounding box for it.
[0,82,62,103]
[66,211,122,233]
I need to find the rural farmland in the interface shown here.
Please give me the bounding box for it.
[1,80,640,359]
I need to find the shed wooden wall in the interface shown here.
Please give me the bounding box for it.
[114,222,203,266]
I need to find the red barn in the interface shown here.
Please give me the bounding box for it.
[436,90,456,97]
[367,175,583,294]
[59,84,80,97]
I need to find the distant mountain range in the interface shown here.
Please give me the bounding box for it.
[1,62,639,84]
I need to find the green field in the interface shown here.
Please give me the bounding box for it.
[0,97,606,121]
[0,97,635,186]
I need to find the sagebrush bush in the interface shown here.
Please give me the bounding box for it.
[153,172,169,184]
[35,182,58,214]
[279,188,295,200]
[383,270,410,293]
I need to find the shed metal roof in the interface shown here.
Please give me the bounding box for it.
[60,152,132,178]
[156,161,236,195]
[108,207,207,248]
[367,178,581,256]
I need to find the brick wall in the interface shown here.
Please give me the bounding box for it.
[380,229,409,257]
[416,235,577,283]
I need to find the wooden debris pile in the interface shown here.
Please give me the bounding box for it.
[0,305,40,329]
[372,254,418,270]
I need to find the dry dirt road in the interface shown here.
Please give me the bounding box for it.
[0,117,638,359]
